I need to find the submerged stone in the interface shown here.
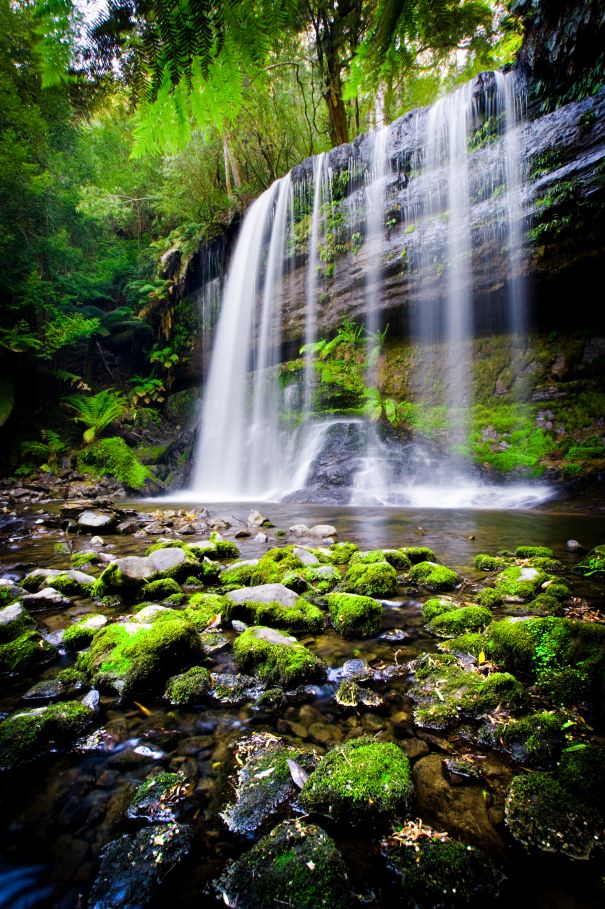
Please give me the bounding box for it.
[211,672,264,705]
[233,626,326,688]
[220,733,318,836]
[216,819,350,909]
[88,822,192,909]
[300,736,413,824]
[384,837,505,908]
[505,772,602,859]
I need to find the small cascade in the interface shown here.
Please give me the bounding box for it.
[302,153,327,416]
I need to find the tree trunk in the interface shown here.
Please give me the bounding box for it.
[324,60,348,145]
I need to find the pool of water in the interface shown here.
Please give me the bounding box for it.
[0,500,603,908]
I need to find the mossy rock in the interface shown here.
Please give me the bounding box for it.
[216,820,351,909]
[483,711,564,768]
[325,593,382,638]
[249,548,306,586]
[476,588,502,608]
[0,700,94,770]
[474,554,511,571]
[63,614,108,651]
[0,602,35,643]
[515,545,556,559]
[140,578,183,601]
[233,626,326,688]
[328,542,359,564]
[0,629,58,674]
[349,549,389,565]
[300,565,341,593]
[88,822,191,909]
[220,734,318,837]
[409,653,524,730]
[409,561,460,592]
[335,680,383,708]
[127,771,187,822]
[505,772,602,859]
[559,743,605,813]
[340,560,398,597]
[219,561,258,586]
[184,593,228,630]
[70,550,100,570]
[486,617,605,711]
[422,597,459,622]
[77,436,151,491]
[300,736,413,824]
[164,666,211,705]
[493,565,549,601]
[223,596,325,634]
[440,632,487,658]
[428,606,492,638]
[22,568,96,594]
[400,546,437,564]
[95,549,203,597]
[384,838,505,908]
[77,615,204,698]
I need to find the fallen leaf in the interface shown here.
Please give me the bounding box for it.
[287,758,309,789]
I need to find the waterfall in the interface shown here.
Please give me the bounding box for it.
[186,70,552,508]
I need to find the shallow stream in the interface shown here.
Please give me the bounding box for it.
[1,500,604,909]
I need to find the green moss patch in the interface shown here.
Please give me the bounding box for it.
[340,560,398,597]
[325,592,382,638]
[428,605,492,638]
[0,630,57,674]
[233,626,326,687]
[409,561,460,592]
[300,736,413,824]
[164,666,211,705]
[63,614,108,651]
[77,436,151,490]
[223,596,324,634]
[0,700,93,770]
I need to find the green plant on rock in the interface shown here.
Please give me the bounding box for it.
[64,388,127,443]
[130,376,166,406]
[77,437,151,490]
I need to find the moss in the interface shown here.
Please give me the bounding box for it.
[301,565,341,593]
[385,839,505,908]
[515,545,556,559]
[527,557,563,571]
[524,593,563,616]
[543,582,571,601]
[559,743,605,812]
[184,593,227,630]
[130,772,182,808]
[50,573,91,595]
[441,632,487,657]
[223,597,325,634]
[493,565,548,601]
[233,626,326,687]
[217,820,350,909]
[219,563,256,586]
[300,737,413,823]
[335,680,383,708]
[474,554,511,571]
[77,616,204,698]
[70,551,100,569]
[77,436,151,490]
[56,667,86,686]
[350,549,388,565]
[487,617,605,710]
[0,587,17,608]
[383,550,412,570]
[496,712,565,768]
[0,630,57,674]
[428,606,492,638]
[422,598,459,622]
[340,560,398,597]
[164,666,211,705]
[249,549,306,586]
[409,561,460,592]
[0,603,35,643]
[329,542,359,564]
[0,700,93,769]
[208,535,240,558]
[505,772,602,859]
[325,593,382,638]
[476,588,503,608]
[141,578,182,600]
[63,614,107,651]
[400,546,437,564]
[474,672,526,711]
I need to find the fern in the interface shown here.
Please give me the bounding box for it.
[64,389,127,443]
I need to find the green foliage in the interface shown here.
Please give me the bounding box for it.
[21,429,67,471]
[130,376,166,406]
[65,388,127,443]
[77,436,151,490]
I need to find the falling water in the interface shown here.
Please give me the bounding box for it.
[187,71,552,508]
[303,153,327,416]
